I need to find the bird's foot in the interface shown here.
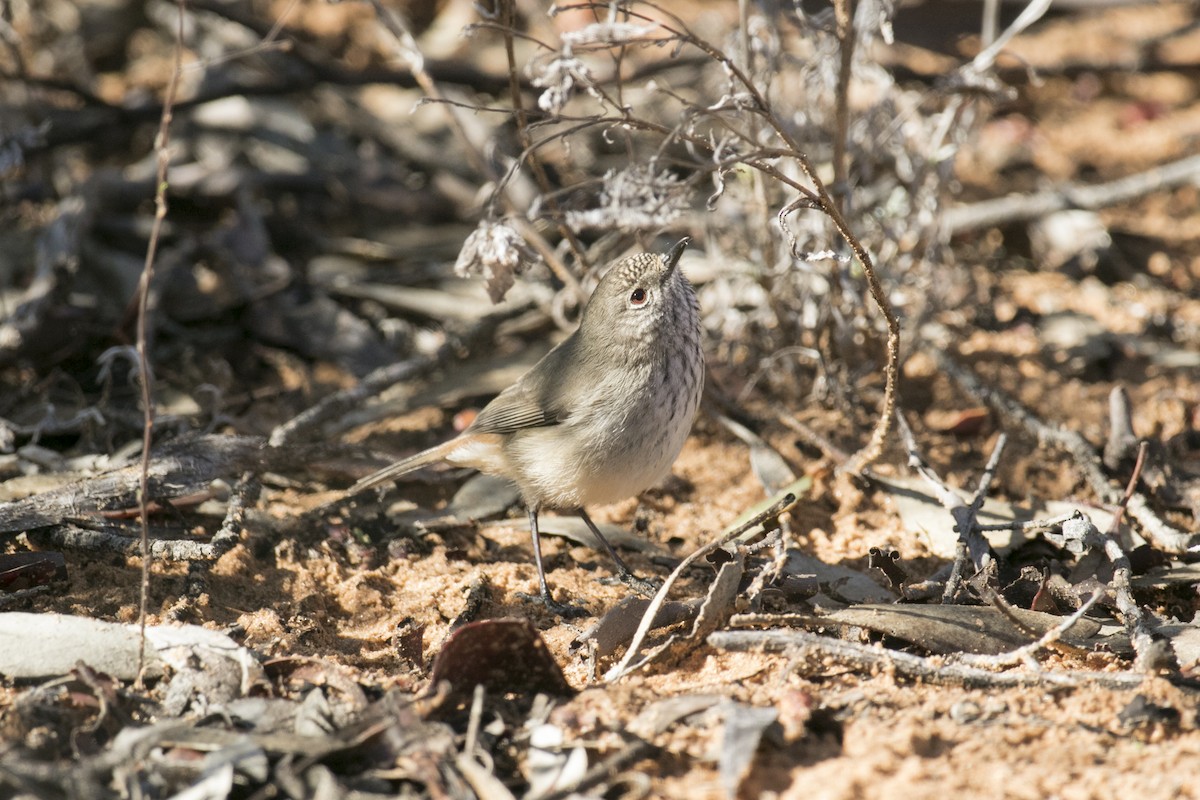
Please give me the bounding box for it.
[615,569,662,598]
[517,591,589,619]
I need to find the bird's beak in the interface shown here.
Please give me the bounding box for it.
[664,237,690,275]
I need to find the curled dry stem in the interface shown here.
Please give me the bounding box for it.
[549,2,899,470]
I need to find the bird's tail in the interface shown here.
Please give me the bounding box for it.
[350,438,466,494]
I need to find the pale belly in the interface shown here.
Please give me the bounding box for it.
[503,382,701,510]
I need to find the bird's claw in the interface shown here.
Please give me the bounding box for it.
[517,591,589,619]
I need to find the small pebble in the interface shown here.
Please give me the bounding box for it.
[949,700,982,724]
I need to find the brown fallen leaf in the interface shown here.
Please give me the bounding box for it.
[429,618,574,700]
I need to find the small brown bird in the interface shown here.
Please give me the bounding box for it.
[353,239,704,613]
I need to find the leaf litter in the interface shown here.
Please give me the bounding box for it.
[1,1,1200,799]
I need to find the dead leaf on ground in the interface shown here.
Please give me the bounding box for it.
[428,618,574,700]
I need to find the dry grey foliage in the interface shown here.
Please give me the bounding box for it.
[465,0,979,407]
[562,164,690,232]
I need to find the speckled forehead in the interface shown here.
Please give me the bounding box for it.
[609,253,664,285]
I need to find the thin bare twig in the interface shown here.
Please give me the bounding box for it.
[832,0,856,204]
[367,0,582,299]
[605,491,797,682]
[775,411,852,465]
[966,590,1101,667]
[981,0,1001,46]
[134,0,185,687]
[498,0,589,278]
[976,510,1080,534]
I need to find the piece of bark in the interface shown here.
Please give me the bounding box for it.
[0,435,268,535]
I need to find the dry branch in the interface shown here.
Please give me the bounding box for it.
[895,411,1004,590]
[943,153,1200,235]
[1100,443,1169,670]
[25,524,231,561]
[0,436,266,536]
[709,629,1147,690]
[932,349,1197,553]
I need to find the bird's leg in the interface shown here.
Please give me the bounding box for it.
[578,508,661,597]
[529,507,553,600]
[522,507,587,618]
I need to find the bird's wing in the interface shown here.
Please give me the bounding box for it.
[466,383,565,434]
[466,339,576,435]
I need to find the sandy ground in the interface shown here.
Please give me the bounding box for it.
[3,2,1200,798]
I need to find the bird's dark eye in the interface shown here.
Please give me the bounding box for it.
[630,287,647,305]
